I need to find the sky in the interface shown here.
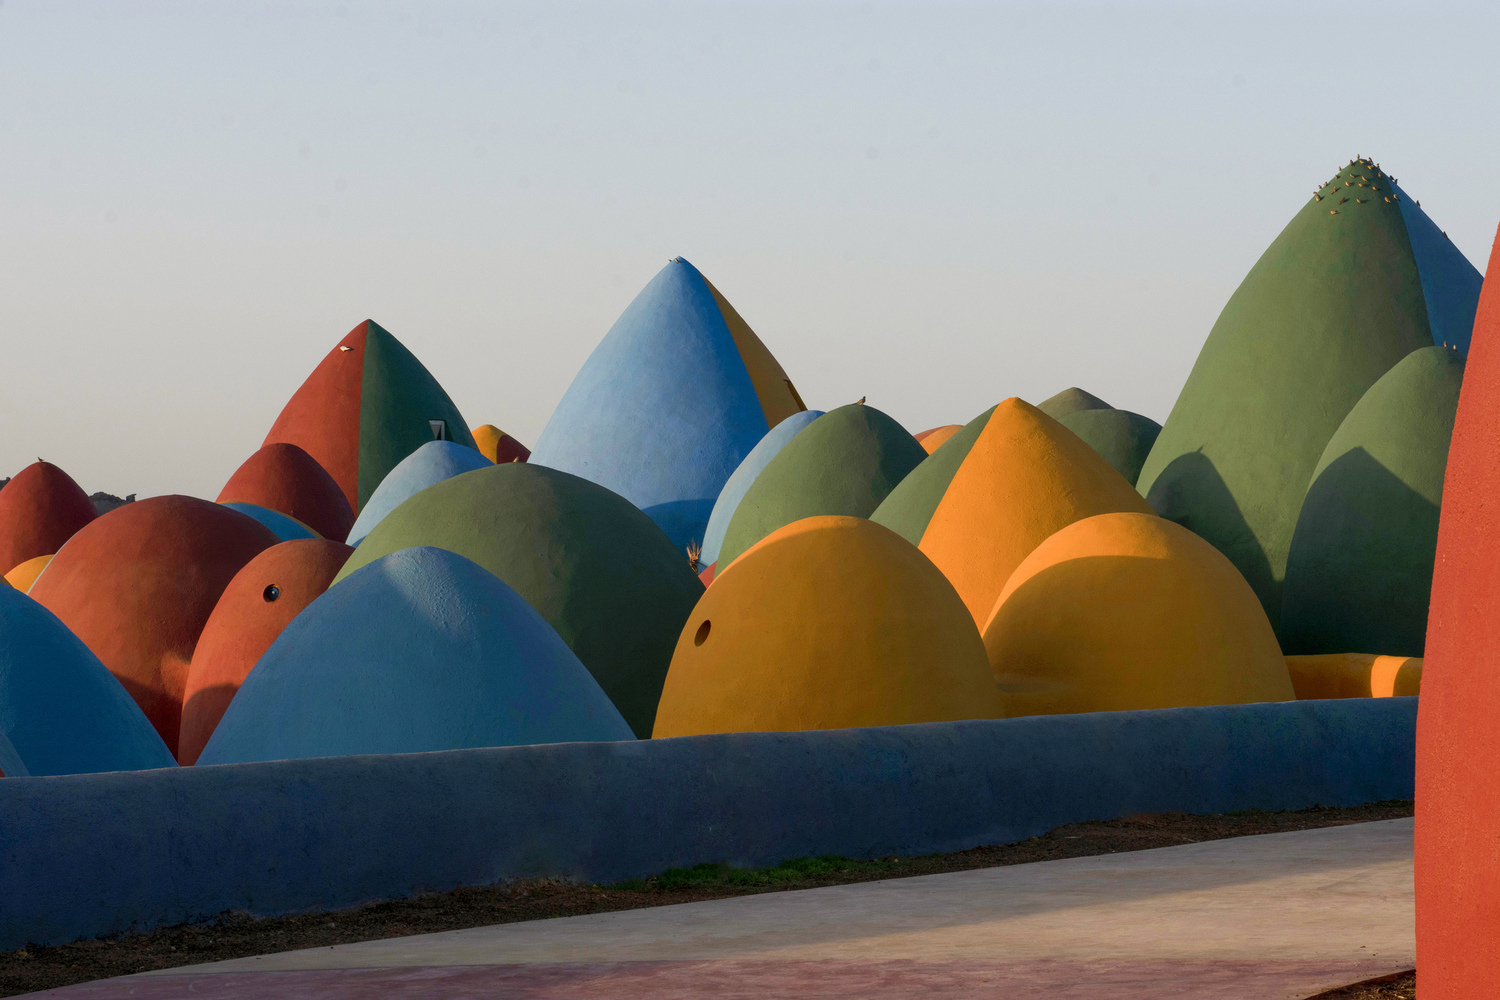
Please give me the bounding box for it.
[1,0,1497,499]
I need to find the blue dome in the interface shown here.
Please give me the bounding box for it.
[0,586,175,775]
[199,546,635,764]
[529,258,806,552]
[220,502,319,541]
[699,410,823,567]
[347,441,494,547]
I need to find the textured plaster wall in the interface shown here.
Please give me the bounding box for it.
[0,698,1415,951]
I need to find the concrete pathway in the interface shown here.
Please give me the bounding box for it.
[28,818,1414,998]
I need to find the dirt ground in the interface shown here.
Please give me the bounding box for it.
[0,799,1413,997]
[1309,969,1416,998]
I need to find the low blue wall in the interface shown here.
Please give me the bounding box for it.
[0,698,1416,950]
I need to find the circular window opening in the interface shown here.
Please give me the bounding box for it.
[263,584,280,603]
[694,619,711,646]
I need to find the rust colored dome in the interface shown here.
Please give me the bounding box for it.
[217,443,355,542]
[29,496,278,756]
[178,538,353,765]
[0,461,97,575]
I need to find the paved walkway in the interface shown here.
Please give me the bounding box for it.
[29,818,1413,999]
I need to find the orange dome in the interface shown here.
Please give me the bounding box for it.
[652,516,1002,737]
[3,554,52,593]
[917,398,1152,623]
[981,512,1293,717]
[914,424,962,453]
[29,497,277,755]
[178,539,353,765]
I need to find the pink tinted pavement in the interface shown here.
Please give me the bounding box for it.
[26,819,1413,999]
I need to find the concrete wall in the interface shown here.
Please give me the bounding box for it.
[0,697,1416,950]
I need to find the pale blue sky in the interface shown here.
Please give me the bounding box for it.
[2,1,1496,499]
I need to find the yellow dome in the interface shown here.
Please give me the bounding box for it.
[981,512,1293,716]
[919,398,1152,624]
[652,515,1002,737]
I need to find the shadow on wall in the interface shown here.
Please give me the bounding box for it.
[1143,451,1279,626]
[1280,448,1439,657]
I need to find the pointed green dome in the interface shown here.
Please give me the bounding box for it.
[1037,387,1112,421]
[869,405,995,546]
[1058,409,1162,487]
[1280,345,1464,656]
[715,403,926,569]
[1136,157,1482,632]
[330,463,703,738]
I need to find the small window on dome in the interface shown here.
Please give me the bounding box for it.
[429,419,448,441]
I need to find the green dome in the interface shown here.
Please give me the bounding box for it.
[1136,156,1482,633]
[331,463,703,737]
[1058,409,1162,487]
[1036,387,1112,421]
[1280,346,1464,656]
[869,405,994,546]
[715,403,926,569]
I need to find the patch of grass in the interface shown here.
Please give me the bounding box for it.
[613,854,909,891]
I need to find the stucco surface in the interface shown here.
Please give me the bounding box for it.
[0,461,96,576]
[216,443,355,542]
[1415,221,1500,998]
[0,697,1415,951]
[179,539,353,765]
[653,516,1001,737]
[981,513,1293,717]
[346,441,492,546]
[333,463,702,738]
[200,547,634,764]
[0,583,174,776]
[29,497,277,756]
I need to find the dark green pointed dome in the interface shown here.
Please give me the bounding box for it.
[1058,409,1162,487]
[1280,345,1464,656]
[715,403,926,569]
[1136,156,1481,633]
[869,405,995,546]
[1037,387,1112,421]
[330,462,703,738]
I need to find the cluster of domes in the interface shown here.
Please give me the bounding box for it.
[0,158,1478,777]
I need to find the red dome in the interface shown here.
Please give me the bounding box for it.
[29,496,277,756]
[0,462,97,575]
[1417,220,1500,995]
[217,443,355,542]
[178,538,352,765]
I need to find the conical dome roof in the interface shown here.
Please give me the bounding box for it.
[653,516,1001,737]
[699,409,823,568]
[263,320,478,514]
[1281,346,1464,656]
[1057,408,1162,486]
[0,461,97,576]
[29,497,278,756]
[872,398,1152,622]
[1137,157,1483,632]
[0,584,174,775]
[331,462,703,738]
[981,512,1293,717]
[715,403,925,570]
[346,441,492,546]
[1417,221,1500,992]
[179,538,353,765]
[199,547,633,764]
[529,258,805,552]
[1036,387,1112,421]
[217,443,355,542]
